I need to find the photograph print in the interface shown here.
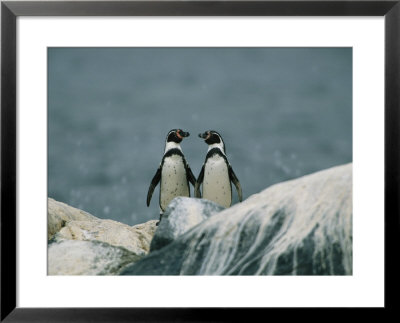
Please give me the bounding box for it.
[47,47,352,275]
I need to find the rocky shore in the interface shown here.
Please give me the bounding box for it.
[48,198,157,275]
[48,163,352,275]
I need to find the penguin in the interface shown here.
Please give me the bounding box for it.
[195,130,242,208]
[147,129,196,223]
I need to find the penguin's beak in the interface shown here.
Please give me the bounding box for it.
[199,131,210,140]
[176,130,189,140]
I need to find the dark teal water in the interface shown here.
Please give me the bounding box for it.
[48,48,352,225]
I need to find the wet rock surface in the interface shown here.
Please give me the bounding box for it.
[48,239,140,275]
[151,197,224,252]
[121,164,352,275]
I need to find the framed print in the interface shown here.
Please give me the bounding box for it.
[1,0,399,321]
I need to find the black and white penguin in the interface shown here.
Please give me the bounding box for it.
[195,130,242,208]
[147,129,196,222]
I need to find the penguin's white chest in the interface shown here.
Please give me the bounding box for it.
[202,155,231,208]
[160,155,189,211]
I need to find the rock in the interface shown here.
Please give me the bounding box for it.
[151,197,224,251]
[48,239,140,275]
[48,198,96,240]
[48,198,158,275]
[121,163,352,275]
[55,219,158,256]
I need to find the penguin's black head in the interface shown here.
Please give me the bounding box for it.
[166,129,190,143]
[199,130,226,152]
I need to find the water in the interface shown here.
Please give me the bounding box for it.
[48,48,352,225]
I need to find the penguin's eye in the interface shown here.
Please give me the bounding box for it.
[176,130,183,139]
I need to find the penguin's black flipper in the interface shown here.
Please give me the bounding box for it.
[184,159,197,187]
[147,166,162,206]
[229,165,242,202]
[195,165,205,198]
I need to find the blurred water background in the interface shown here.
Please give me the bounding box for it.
[48,48,352,225]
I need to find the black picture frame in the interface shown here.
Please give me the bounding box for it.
[1,0,399,321]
